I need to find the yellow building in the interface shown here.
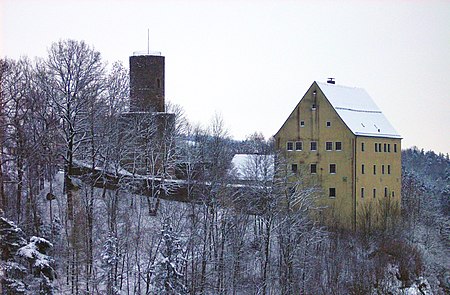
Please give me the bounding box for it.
[274,80,401,229]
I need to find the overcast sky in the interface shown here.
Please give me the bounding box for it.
[1,0,449,154]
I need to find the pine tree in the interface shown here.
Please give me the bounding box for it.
[151,223,187,295]
[0,217,28,294]
[101,233,120,295]
[1,217,56,294]
[17,236,56,294]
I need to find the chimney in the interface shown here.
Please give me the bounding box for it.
[327,78,335,84]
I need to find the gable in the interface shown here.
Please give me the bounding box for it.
[274,82,350,138]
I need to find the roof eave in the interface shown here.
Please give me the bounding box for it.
[354,132,403,139]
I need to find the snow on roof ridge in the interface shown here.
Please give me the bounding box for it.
[335,107,382,114]
[317,81,361,89]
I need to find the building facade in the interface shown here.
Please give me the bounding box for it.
[274,81,401,229]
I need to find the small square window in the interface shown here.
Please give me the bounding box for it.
[329,164,336,174]
[361,164,365,174]
[310,141,317,151]
[361,187,365,198]
[295,141,303,151]
[310,163,317,174]
[291,164,298,173]
[287,142,293,151]
[329,188,336,198]
[326,142,333,151]
[300,121,305,127]
[335,142,342,151]
[326,121,331,127]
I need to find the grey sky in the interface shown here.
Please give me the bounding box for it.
[1,0,449,154]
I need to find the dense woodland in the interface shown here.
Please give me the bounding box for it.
[1,40,449,294]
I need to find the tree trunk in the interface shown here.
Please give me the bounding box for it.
[16,155,23,223]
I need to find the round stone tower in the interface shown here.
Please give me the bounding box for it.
[129,54,165,112]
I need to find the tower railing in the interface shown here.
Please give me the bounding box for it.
[132,50,162,56]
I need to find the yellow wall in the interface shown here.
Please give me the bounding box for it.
[274,82,401,229]
[354,136,401,227]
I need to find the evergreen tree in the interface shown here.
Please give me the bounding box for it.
[101,233,120,295]
[17,236,55,294]
[151,222,187,295]
[1,217,56,294]
[0,217,28,294]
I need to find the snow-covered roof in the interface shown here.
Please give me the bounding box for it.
[231,154,274,181]
[317,82,401,139]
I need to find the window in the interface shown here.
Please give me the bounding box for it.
[382,165,385,174]
[388,144,391,153]
[373,188,376,198]
[384,143,387,152]
[361,187,365,198]
[375,143,378,152]
[329,164,336,174]
[394,144,397,153]
[300,121,305,127]
[287,142,293,151]
[326,121,331,127]
[384,187,388,197]
[295,141,303,151]
[329,188,336,198]
[157,78,161,88]
[378,143,382,152]
[362,164,365,174]
[291,164,298,173]
[392,191,395,198]
[326,142,333,151]
[373,165,376,175]
[361,142,365,152]
[388,165,391,174]
[310,141,317,151]
[310,163,317,174]
[335,142,342,151]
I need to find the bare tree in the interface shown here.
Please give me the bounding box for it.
[1,58,35,225]
[0,59,8,212]
[273,157,322,295]
[35,39,105,294]
[36,39,105,221]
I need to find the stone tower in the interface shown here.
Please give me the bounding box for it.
[129,54,165,112]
